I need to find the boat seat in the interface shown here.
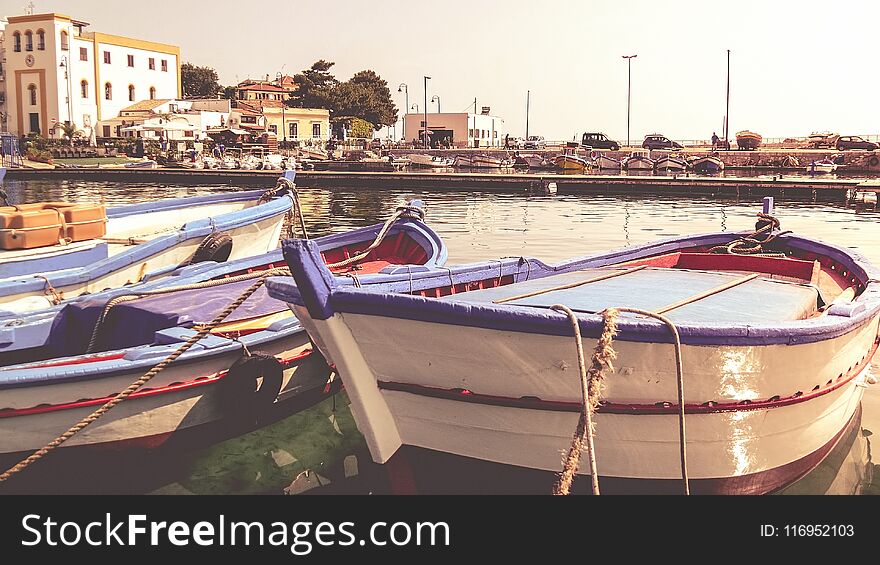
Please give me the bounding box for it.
[448,267,821,324]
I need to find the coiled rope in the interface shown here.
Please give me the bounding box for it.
[326,204,425,270]
[0,269,285,485]
[709,212,790,256]
[552,307,689,496]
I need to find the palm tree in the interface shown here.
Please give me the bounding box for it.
[59,122,82,147]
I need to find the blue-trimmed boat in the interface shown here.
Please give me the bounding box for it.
[269,202,880,494]
[0,174,296,315]
[0,202,447,466]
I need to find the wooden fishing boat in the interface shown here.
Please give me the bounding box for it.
[452,155,473,168]
[470,155,511,169]
[553,154,591,172]
[0,176,297,315]
[736,130,762,151]
[622,154,654,170]
[271,200,880,494]
[654,155,688,173]
[691,155,725,174]
[593,154,622,171]
[408,154,454,169]
[0,202,447,467]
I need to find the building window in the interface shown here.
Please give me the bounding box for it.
[13,32,21,52]
[24,30,33,51]
[149,86,156,100]
[268,124,277,134]
[312,123,321,138]
[103,51,111,64]
[28,84,37,106]
[127,54,134,67]
[81,80,88,98]
[105,82,112,100]
[36,29,45,50]
[102,125,111,137]
[161,59,168,72]
[60,30,69,50]
[79,47,88,61]
[289,122,297,139]
[148,57,155,70]
[128,84,135,102]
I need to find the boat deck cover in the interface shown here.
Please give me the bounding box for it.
[449,267,820,324]
[47,278,287,356]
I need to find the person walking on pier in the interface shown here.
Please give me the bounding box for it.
[711,132,719,149]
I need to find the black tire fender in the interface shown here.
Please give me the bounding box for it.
[216,352,284,415]
[191,232,233,264]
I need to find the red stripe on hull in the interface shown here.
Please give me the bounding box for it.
[0,348,315,418]
[378,338,878,416]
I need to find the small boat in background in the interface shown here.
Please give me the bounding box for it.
[622,153,655,171]
[408,154,454,169]
[807,158,838,175]
[593,154,622,171]
[554,153,591,172]
[736,130,763,151]
[691,155,725,174]
[654,155,688,173]
[470,155,512,169]
[452,155,473,168]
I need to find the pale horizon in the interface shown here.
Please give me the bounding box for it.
[3,0,878,142]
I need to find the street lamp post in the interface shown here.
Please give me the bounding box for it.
[59,55,73,138]
[431,95,441,113]
[423,76,431,149]
[622,54,637,148]
[398,83,408,142]
[276,72,288,145]
[724,49,730,150]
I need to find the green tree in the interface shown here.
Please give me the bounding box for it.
[181,62,221,98]
[343,70,397,129]
[349,118,375,139]
[288,60,338,110]
[221,85,237,100]
[59,122,82,147]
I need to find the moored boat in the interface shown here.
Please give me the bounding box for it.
[691,155,725,174]
[807,158,838,175]
[470,155,512,169]
[271,202,880,494]
[654,155,688,173]
[408,154,454,169]
[0,202,448,467]
[622,154,655,171]
[736,130,763,151]
[593,154,622,171]
[0,176,298,314]
[553,154,591,172]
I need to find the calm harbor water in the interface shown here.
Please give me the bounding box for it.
[2,178,878,495]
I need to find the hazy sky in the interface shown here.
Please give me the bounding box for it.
[5,0,879,141]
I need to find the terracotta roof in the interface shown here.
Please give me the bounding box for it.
[120,99,172,112]
[232,101,263,115]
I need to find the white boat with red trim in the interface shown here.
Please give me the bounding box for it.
[270,200,880,494]
[0,204,447,469]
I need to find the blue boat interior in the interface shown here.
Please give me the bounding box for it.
[46,278,287,357]
[445,267,821,324]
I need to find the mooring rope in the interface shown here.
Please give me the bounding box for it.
[709,212,790,256]
[34,274,63,305]
[0,269,284,485]
[325,204,424,270]
[85,267,291,353]
[552,306,690,496]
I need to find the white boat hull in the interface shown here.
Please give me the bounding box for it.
[298,308,878,492]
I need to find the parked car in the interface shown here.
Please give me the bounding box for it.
[642,134,682,150]
[581,132,620,150]
[523,135,546,149]
[506,136,525,149]
[835,135,878,151]
[805,132,839,149]
[369,138,387,150]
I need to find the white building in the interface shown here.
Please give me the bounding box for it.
[0,12,180,138]
[401,109,505,148]
[103,98,230,140]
